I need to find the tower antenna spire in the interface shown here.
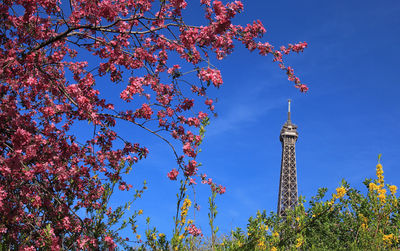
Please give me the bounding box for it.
[288,99,291,122]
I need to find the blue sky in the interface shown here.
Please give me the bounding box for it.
[81,0,400,240]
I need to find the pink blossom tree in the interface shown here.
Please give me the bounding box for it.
[0,0,307,249]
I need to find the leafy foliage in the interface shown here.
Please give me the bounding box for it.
[183,157,399,251]
[133,157,399,250]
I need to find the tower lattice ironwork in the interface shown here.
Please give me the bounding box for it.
[277,100,299,217]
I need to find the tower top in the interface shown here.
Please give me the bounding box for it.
[280,99,298,140]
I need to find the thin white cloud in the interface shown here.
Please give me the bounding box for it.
[207,93,285,136]
[231,187,260,211]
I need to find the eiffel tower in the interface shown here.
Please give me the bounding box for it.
[277,100,299,217]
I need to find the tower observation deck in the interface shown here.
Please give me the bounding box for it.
[277,100,299,217]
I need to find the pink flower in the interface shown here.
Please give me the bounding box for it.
[205,99,213,106]
[135,103,153,119]
[296,84,309,93]
[104,235,116,250]
[185,159,197,176]
[290,42,308,53]
[0,187,7,208]
[166,107,174,116]
[200,0,211,6]
[167,169,179,180]
[218,185,226,194]
[62,217,71,230]
[198,111,208,120]
[188,224,203,237]
[118,183,126,191]
[183,142,196,157]
[167,64,181,76]
[199,68,223,87]
[180,98,194,111]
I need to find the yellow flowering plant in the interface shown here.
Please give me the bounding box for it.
[198,155,400,251]
[132,155,399,250]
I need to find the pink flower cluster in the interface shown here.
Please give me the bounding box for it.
[135,103,154,119]
[185,159,198,176]
[167,169,179,180]
[0,0,307,247]
[188,224,203,237]
[201,174,226,194]
[199,68,223,87]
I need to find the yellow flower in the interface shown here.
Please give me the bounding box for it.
[378,189,387,202]
[178,234,184,240]
[265,225,269,231]
[295,237,303,248]
[183,198,192,208]
[369,183,379,191]
[257,240,266,249]
[136,234,141,239]
[333,186,346,199]
[296,217,300,222]
[376,163,384,184]
[389,185,397,195]
[180,198,192,221]
[271,247,277,251]
[138,209,143,215]
[335,186,346,198]
[272,232,279,238]
[152,233,157,240]
[158,233,165,237]
[383,234,394,245]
